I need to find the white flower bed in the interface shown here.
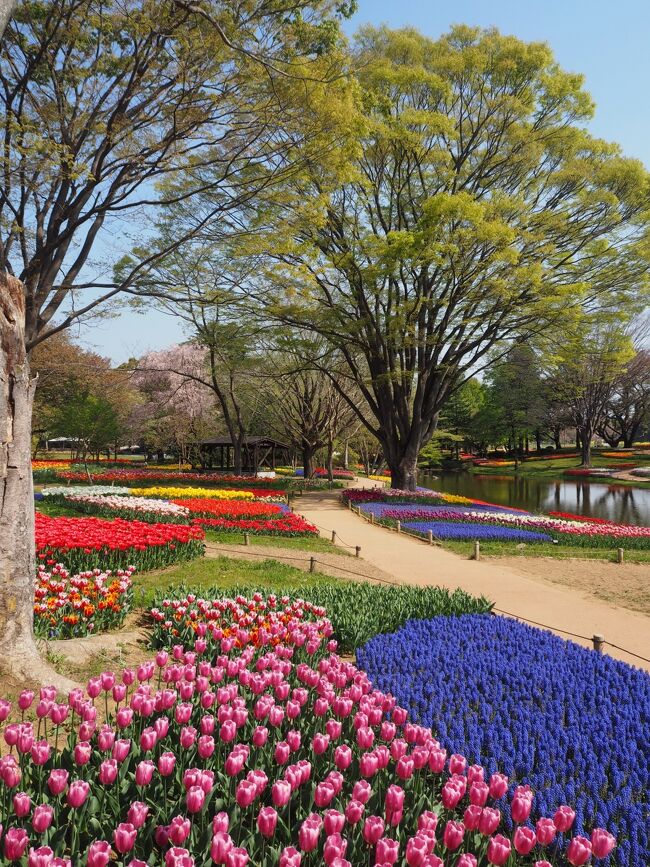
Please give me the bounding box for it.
[41,485,132,496]
[64,494,189,516]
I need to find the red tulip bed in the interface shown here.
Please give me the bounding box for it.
[192,515,318,538]
[35,514,205,574]
[0,595,614,867]
[34,564,135,640]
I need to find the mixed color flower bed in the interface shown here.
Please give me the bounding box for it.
[149,586,493,654]
[34,564,134,639]
[0,599,615,867]
[35,513,205,572]
[348,490,650,548]
[357,614,648,867]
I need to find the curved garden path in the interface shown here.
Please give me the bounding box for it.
[293,486,650,671]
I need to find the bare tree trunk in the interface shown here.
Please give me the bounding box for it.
[579,428,593,467]
[233,438,243,476]
[1,275,76,690]
[302,445,315,480]
[326,438,334,482]
[0,0,16,36]
[388,450,419,491]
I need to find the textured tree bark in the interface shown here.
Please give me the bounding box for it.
[0,275,76,689]
[388,451,419,491]
[0,0,16,36]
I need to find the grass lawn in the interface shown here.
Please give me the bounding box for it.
[203,528,345,554]
[134,555,334,607]
[442,539,650,562]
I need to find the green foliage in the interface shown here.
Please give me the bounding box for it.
[259,25,650,482]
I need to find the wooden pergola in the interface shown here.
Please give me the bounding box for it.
[199,436,292,474]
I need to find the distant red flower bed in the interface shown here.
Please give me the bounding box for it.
[174,499,287,518]
[35,513,204,572]
[192,514,318,536]
[548,511,615,525]
[54,469,285,486]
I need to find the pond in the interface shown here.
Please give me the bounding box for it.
[419,471,650,526]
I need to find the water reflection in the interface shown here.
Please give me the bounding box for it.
[419,472,650,526]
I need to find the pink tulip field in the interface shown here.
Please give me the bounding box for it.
[0,595,616,867]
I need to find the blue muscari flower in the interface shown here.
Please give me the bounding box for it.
[357,614,650,867]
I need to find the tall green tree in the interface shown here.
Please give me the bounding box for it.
[259,25,650,489]
[486,345,547,454]
[0,0,355,683]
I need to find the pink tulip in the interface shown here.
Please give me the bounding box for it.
[30,741,51,766]
[99,760,118,786]
[312,733,330,755]
[28,846,55,867]
[478,807,501,836]
[334,745,352,770]
[13,792,31,817]
[363,816,385,845]
[4,828,29,861]
[469,781,489,806]
[135,760,155,786]
[441,781,462,810]
[405,835,429,867]
[375,837,400,865]
[211,833,234,864]
[514,826,537,855]
[252,727,268,747]
[272,780,292,807]
[591,828,616,858]
[158,752,176,776]
[511,791,533,824]
[566,837,592,866]
[257,807,278,838]
[127,802,149,829]
[553,806,576,833]
[442,821,464,851]
[86,841,112,867]
[274,742,291,764]
[536,818,557,846]
[180,727,197,749]
[113,823,138,854]
[166,848,195,867]
[186,785,206,813]
[463,805,482,831]
[47,769,69,796]
[74,742,92,766]
[352,780,372,804]
[534,862,553,867]
[298,816,322,852]
[456,857,478,867]
[226,848,248,867]
[168,816,191,845]
[449,753,467,774]
[324,810,345,836]
[19,690,35,710]
[323,833,347,865]
[279,847,302,867]
[489,773,509,799]
[487,835,512,866]
[32,804,54,834]
[213,813,229,834]
[235,780,257,809]
[344,798,365,824]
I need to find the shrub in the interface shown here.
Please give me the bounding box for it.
[357,614,649,867]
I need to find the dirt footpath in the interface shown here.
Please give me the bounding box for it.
[294,489,650,671]
[491,556,650,616]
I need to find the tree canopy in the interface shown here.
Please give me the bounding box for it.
[254,25,650,488]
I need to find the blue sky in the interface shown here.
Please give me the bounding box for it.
[79,0,650,363]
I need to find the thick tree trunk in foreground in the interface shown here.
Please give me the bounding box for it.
[388,450,419,491]
[0,275,76,689]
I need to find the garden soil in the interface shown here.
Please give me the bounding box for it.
[294,487,650,671]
